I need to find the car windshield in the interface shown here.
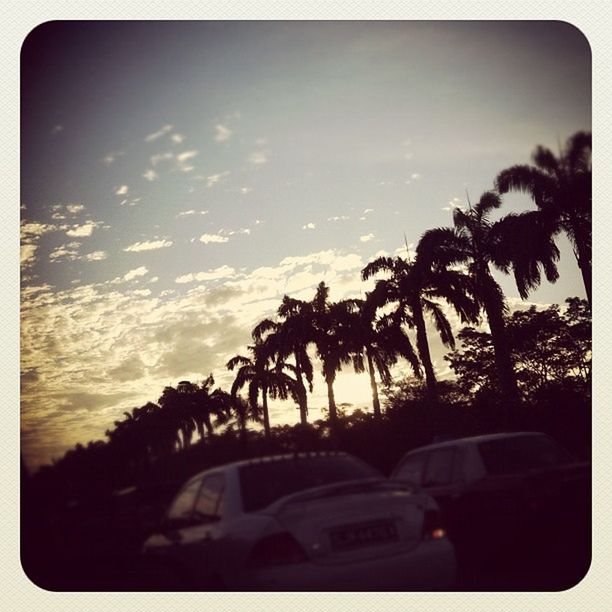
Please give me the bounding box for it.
[239,455,381,513]
[478,435,573,475]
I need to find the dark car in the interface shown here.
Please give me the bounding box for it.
[390,432,590,587]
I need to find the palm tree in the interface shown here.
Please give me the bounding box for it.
[158,385,197,449]
[308,282,355,428]
[253,295,315,426]
[418,191,522,421]
[362,252,479,401]
[176,376,232,442]
[495,131,591,304]
[227,342,300,437]
[336,292,422,418]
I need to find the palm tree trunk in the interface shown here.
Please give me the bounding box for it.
[366,350,382,419]
[261,387,271,438]
[482,297,520,427]
[326,375,338,425]
[574,237,592,307]
[411,298,438,401]
[295,362,308,426]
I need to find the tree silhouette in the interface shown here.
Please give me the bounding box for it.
[362,251,478,401]
[308,282,355,428]
[495,132,591,305]
[418,191,520,423]
[227,342,300,437]
[334,292,422,418]
[252,295,315,426]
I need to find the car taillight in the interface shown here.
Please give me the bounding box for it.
[422,509,446,540]
[247,531,308,567]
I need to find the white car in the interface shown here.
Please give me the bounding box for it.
[142,452,456,591]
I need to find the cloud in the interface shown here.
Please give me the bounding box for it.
[49,242,81,262]
[85,251,108,261]
[66,222,97,238]
[248,151,268,165]
[302,223,316,230]
[199,233,229,244]
[102,151,124,165]
[145,124,173,142]
[176,150,198,164]
[115,185,129,196]
[442,197,465,212]
[328,215,350,221]
[20,246,383,469]
[21,243,38,267]
[171,133,185,144]
[124,239,173,252]
[239,187,252,195]
[214,124,232,143]
[143,169,158,181]
[123,266,149,281]
[175,265,236,284]
[203,171,229,188]
[363,208,374,214]
[177,209,209,217]
[360,234,375,242]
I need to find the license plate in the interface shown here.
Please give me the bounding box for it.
[329,520,398,551]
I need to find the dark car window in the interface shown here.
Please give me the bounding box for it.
[393,452,427,486]
[194,474,224,522]
[478,435,573,476]
[239,455,381,513]
[423,448,455,487]
[166,478,201,522]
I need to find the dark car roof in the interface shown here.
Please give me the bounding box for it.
[401,432,548,456]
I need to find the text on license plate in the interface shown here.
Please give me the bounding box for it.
[329,520,398,551]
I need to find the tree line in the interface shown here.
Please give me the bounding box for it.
[30,132,591,494]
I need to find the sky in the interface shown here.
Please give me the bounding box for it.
[20,21,591,471]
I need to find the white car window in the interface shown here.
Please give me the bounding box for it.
[167,478,201,522]
[194,474,224,522]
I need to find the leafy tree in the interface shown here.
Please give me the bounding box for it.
[496,132,592,304]
[446,298,591,399]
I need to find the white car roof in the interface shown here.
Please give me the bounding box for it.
[188,450,352,480]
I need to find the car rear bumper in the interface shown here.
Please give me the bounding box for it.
[233,539,457,591]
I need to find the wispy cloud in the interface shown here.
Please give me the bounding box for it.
[442,197,465,212]
[302,223,316,230]
[175,265,236,284]
[177,209,209,217]
[145,124,173,142]
[201,171,229,188]
[171,133,185,144]
[102,150,124,166]
[248,150,268,165]
[49,242,81,262]
[66,222,98,238]
[328,215,350,222]
[85,251,108,261]
[199,233,230,244]
[143,169,158,181]
[122,266,149,282]
[360,233,375,242]
[150,152,174,166]
[124,239,173,252]
[115,185,129,196]
[214,124,232,143]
